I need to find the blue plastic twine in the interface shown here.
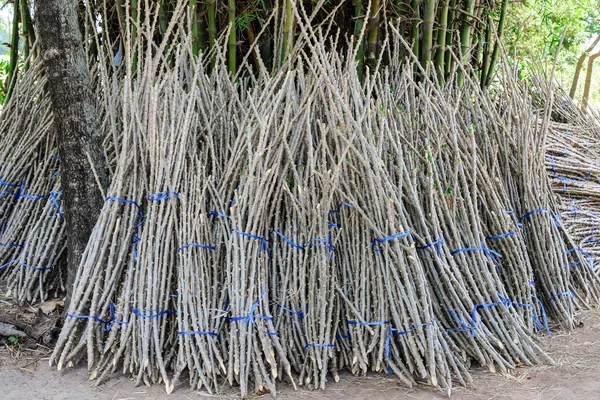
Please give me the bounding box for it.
[148,191,179,201]
[106,196,145,226]
[50,191,63,220]
[307,233,335,258]
[132,308,177,318]
[271,230,304,251]
[450,244,503,272]
[485,231,516,240]
[385,323,431,358]
[0,260,53,271]
[372,230,411,252]
[415,237,444,255]
[566,248,593,270]
[178,243,216,251]
[68,302,128,332]
[209,210,229,219]
[274,302,304,318]
[232,228,269,255]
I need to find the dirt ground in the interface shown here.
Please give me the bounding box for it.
[2,313,600,400]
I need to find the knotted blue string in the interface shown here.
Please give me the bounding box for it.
[68,302,128,332]
[148,191,179,201]
[485,231,516,240]
[385,323,431,358]
[178,330,218,336]
[348,320,389,326]
[328,223,340,229]
[304,343,334,349]
[271,230,304,251]
[520,209,560,228]
[549,291,573,301]
[448,295,512,337]
[14,182,46,201]
[329,201,354,214]
[178,243,216,251]
[132,235,140,262]
[0,178,18,187]
[274,301,304,318]
[555,175,583,193]
[372,230,411,252]
[0,260,53,271]
[0,243,22,248]
[450,244,503,271]
[106,196,145,226]
[209,210,229,219]
[51,170,60,179]
[307,233,335,258]
[50,191,63,220]
[336,334,351,339]
[532,295,551,336]
[132,308,177,318]
[229,297,273,328]
[566,248,593,270]
[232,228,270,255]
[415,237,444,255]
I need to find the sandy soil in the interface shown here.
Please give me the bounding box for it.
[2,312,600,400]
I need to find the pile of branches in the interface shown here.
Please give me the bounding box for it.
[541,82,600,276]
[1,5,599,399]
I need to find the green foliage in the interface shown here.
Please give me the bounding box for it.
[505,0,600,80]
[8,334,19,345]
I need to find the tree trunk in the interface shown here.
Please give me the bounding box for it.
[570,35,600,99]
[583,51,600,108]
[34,0,108,313]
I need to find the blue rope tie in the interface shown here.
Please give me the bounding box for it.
[148,191,179,201]
[49,191,63,220]
[132,308,177,319]
[209,210,229,219]
[348,320,389,326]
[336,334,351,339]
[106,196,145,226]
[307,233,335,258]
[178,330,218,336]
[0,243,23,248]
[229,298,272,327]
[68,302,128,332]
[504,210,515,215]
[178,243,216,251]
[415,237,444,255]
[520,209,561,226]
[385,323,431,358]
[0,260,53,271]
[51,170,60,179]
[549,291,573,301]
[485,231,516,240]
[328,223,340,229]
[132,235,140,262]
[271,230,305,251]
[232,228,270,255]
[372,230,411,252]
[447,295,512,337]
[304,343,334,349]
[450,244,503,271]
[0,178,19,187]
[555,175,583,193]
[328,201,354,214]
[274,302,304,318]
[566,248,593,270]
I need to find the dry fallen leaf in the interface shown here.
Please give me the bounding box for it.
[36,298,65,315]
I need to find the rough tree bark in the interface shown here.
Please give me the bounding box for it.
[570,35,600,99]
[35,0,108,312]
[583,51,600,108]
